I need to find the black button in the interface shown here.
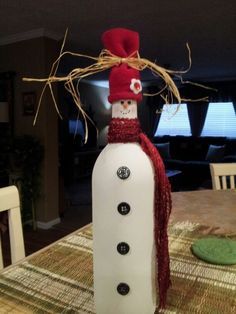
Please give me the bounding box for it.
[117,166,130,179]
[117,202,130,215]
[117,242,130,255]
[117,283,130,295]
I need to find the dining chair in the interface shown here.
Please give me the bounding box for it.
[210,163,236,190]
[0,185,25,269]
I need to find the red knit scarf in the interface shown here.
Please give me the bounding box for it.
[108,118,172,310]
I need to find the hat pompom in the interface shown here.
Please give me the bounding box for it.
[102,28,142,103]
[102,28,139,58]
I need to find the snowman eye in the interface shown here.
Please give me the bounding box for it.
[120,100,124,105]
[127,100,131,105]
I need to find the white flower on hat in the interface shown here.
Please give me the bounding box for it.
[130,78,142,95]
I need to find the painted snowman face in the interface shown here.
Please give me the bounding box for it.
[112,99,137,119]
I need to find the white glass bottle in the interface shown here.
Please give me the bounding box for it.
[92,99,156,314]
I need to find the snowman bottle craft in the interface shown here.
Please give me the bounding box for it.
[92,28,172,314]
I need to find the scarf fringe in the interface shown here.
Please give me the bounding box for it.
[139,133,172,309]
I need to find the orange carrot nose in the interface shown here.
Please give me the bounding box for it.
[122,102,129,109]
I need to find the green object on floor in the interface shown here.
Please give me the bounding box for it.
[191,237,236,265]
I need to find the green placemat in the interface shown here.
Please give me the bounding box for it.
[191,237,236,265]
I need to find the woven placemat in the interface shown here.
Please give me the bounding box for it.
[0,223,235,313]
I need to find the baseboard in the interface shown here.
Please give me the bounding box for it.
[36,217,61,230]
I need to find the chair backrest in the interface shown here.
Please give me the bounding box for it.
[0,185,25,269]
[210,163,236,190]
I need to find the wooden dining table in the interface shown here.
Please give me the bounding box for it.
[0,189,236,313]
[171,189,236,235]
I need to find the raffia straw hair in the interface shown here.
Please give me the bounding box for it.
[23,30,211,141]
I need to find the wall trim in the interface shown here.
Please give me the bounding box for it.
[0,28,62,46]
[36,217,61,230]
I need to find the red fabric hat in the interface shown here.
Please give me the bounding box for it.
[102,28,142,103]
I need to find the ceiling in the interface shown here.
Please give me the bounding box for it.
[0,0,236,82]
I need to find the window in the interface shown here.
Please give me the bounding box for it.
[69,119,85,139]
[201,102,236,137]
[155,103,191,136]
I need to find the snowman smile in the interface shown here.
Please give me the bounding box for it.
[112,100,137,119]
[120,110,131,115]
